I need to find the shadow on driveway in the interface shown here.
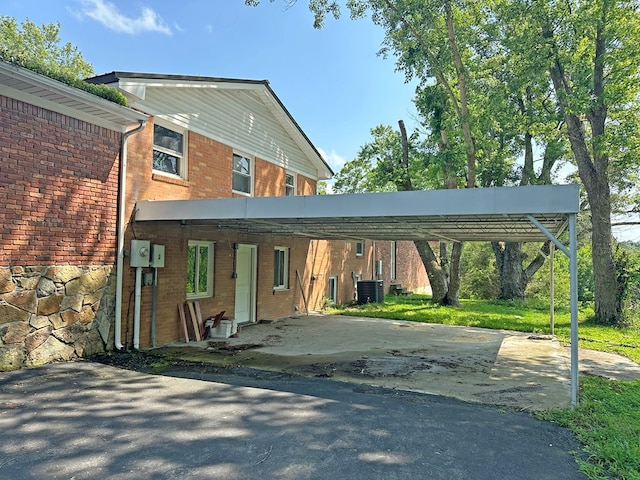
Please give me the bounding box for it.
[0,360,586,479]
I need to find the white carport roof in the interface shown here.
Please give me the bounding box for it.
[134,184,579,243]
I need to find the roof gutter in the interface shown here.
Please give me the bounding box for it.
[115,120,147,350]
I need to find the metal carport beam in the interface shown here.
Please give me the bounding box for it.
[527,213,579,407]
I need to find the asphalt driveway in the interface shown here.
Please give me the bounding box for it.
[0,360,586,479]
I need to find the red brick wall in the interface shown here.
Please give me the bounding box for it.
[376,241,431,294]
[0,96,122,265]
[126,221,313,347]
[302,240,374,307]
[298,174,317,195]
[254,158,282,197]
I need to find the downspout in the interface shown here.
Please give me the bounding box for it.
[115,120,147,350]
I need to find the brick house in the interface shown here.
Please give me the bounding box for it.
[0,62,430,367]
[86,71,429,349]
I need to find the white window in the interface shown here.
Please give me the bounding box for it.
[153,121,187,178]
[328,276,338,304]
[356,241,364,257]
[285,172,296,196]
[233,153,253,195]
[186,241,214,299]
[274,247,289,289]
[390,241,397,280]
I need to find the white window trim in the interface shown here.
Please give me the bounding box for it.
[328,275,338,304]
[390,241,397,280]
[152,119,188,180]
[232,152,254,196]
[186,240,214,299]
[273,246,289,290]
[356,241,364,257]
[285,171,297,196]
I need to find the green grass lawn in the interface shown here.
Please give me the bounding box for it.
[330,295,640,362]
[329,295,640,479]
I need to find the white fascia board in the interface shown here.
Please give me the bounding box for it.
[118,78,266,92]
[135,184,580,222]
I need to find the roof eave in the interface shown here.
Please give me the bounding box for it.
[0,61,147,131]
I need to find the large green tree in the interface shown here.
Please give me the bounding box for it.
[0,16,94,78]
[495,0,640,324]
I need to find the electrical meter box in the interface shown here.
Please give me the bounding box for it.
[150,244,165,268]
[130,240,151,267]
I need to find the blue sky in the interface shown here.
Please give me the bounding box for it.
[3,0,419,174]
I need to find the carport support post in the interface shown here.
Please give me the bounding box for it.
[527,213,579,407]
[550,243,555,336]
[569,213,579,407]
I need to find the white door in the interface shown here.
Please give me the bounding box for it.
[235,244,257,323]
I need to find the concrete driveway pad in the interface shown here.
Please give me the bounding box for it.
[163,315,577,411]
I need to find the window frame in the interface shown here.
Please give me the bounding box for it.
[152,120,188,179]
[273,246,290,290]
[186,240,214,299]
[232,152,254,196]
[356,241,364,257]
[328,276,338,304]
[285,172,296,196]
[390,241,397,281]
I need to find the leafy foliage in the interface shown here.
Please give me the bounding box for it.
[0,16,127,106]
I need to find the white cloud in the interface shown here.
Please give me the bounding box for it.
[318,147,347,173]
[76,0,172,36]
[317,148,348,194]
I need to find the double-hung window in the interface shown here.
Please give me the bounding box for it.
[153,122,187,178]
[285,172,296,196]
[232,153,252,195]
[273,247,289,289]
[186,241,214,299]
[356,241,364,257]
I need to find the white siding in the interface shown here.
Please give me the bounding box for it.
[134,87,325,180]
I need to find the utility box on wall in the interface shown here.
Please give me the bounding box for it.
[130,240,151,267]
[150,244,165,268]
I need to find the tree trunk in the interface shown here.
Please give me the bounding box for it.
[493,242,526,300]
[543,15,623,325]
[492,241,551,301]
[444,242,463,306]
[588,179,621,324]
[414,239,448,304]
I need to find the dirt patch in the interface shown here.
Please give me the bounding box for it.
[207,342,263,351]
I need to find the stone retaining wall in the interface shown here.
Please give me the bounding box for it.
[0,266,115,371]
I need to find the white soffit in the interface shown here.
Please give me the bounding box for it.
[135,184,580,243]
[0,61,147,131]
